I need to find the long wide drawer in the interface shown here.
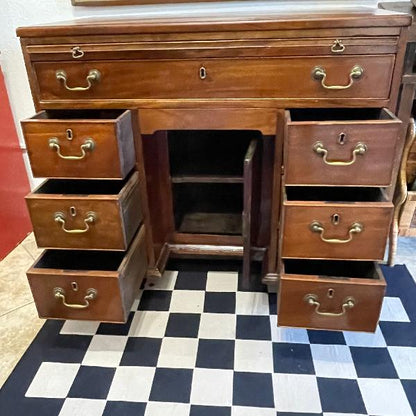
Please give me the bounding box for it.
[282,187,393,260]
[27,226,147,323]
[33,55,394,102]
[277,259,386,332]
[26,172,142,250]
[284,108,402,186]
[21,109,135,179]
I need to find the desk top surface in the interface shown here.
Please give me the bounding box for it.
[17,7,411,38]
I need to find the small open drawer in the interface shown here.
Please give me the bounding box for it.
[26,171,142,250]
[284,108,401,186]
[27,226,147,323]
[277,259,386,332]
[282,187,393,260]
[21,109,135,179]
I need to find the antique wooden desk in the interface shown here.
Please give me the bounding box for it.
[17,8,411,332]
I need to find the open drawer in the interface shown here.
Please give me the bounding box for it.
[282,187,393,260]
[21,109,135,179]
[26,171,142,250]
[27,226,147,323]
[277,259,386,332]
[284,108,401,186]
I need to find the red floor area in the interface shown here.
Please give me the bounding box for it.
[0,66,31,260]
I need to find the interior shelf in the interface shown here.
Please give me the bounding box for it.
[171,175,244,184]
[173,182,244,235]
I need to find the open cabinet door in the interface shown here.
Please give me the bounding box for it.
[0,66,31,259]
[243,139,261,288]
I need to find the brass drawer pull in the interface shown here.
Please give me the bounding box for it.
[48,137,95,160]
[56,69,101,91]
[310,221,363,244]
[54,211,97,234]
[71,46,85,59]
[312,65,363,90]
[304,294,355,317]
[54,287,97,309]
[313,141,367,166]
[331,39,345,53]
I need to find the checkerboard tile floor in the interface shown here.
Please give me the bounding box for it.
[1,260,416,416]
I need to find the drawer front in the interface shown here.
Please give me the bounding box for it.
[33,55,394,102]
[21,110,135,179]
[277,261,386,332]
[26,37,399,61]
[285,117,401,186]
[282,203,393,260]
[27,226,147,323]
[26,173,142,250]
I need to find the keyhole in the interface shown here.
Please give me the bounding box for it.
[66,129,73,141]
[331,213,340,225]
[338,132,346,145]
[71,282,79,292]
[70,206,77,217]
[327,288,335,298]
[199,66,207,80]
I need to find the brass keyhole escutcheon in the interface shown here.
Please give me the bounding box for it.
[331,213,340,225]
[199,66,207,80]
[71,282,79,292]
[66,129,73,141]
[338,132,347,145]
[70,206,77,217]
[327,288,335,298]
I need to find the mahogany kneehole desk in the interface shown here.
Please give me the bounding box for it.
[17,8,411,331]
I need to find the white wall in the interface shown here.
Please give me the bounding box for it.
[0,0,386,186]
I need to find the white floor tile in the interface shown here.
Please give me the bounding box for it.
[310,344,357,379]
[82,335,127,367]
[388,346,416,379]
[145,270,178,291]
[236,292,269,315]
[58,398,106,416]
[169,290,205,313]
[380,297,410,322]
[358,378,413,416]
[25,362,80,398]
[107,366,155,402]
[128,311,169,338]
[60,320,99,336]
[270,317,309,343]
[343,326,387,348]
[198,313,236,340]
[273,374,322,413]
[234,340,273,373]
[157,337,198,369]
[190,368,233,406]
[206,271,238,292]
[145,402,190,416]
[232,406,276,416]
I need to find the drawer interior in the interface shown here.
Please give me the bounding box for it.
[33,177,128,195]
[285,186,388,202]
[34,249,125,271]
[288,107,395,122]
[283,259,381,280]
[30,109,126,121]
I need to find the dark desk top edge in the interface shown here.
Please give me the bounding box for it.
[17,7,412,38]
